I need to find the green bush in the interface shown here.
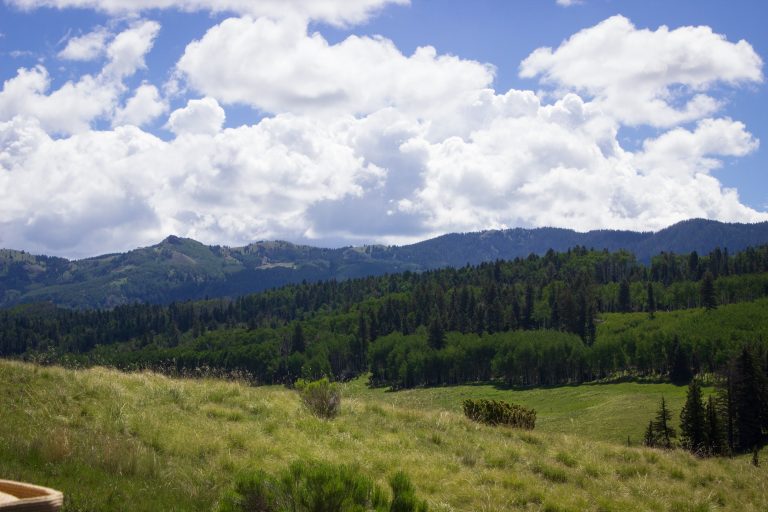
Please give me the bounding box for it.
[217,461,428,512]
[462,399,536,429]
[295,377,341,419]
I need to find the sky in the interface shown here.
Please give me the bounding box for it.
[0,0,766,259]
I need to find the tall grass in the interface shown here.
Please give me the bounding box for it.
[1,360,766,511]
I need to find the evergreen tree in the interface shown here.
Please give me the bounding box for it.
[680,379,706,454]
[523,284,534,330]
[618,279,631,313]
[644,419,657,447]
[732,346,767,451]
[669,338,693,385]
[688,251,700,280]
[291,322,306,354]
[700,271,717,310]
[427,317,445,350]
[705,395,726,456]
[646,282,656,319]
[652,396,677,449]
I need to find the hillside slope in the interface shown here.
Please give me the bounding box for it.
[2,219,768,308]
[1,361,766,511]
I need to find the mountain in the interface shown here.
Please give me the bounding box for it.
[2,218,768,309]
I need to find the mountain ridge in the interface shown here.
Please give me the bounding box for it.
[2,218,768,309]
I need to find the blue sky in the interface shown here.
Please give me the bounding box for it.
[0,0,765,258]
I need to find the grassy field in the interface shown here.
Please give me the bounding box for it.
[1,360,766,512]
[344,378,707,445]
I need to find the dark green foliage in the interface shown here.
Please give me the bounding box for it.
[644,420,656,448]
[427,317,444,350]
[646,282,656,318]
[731,347,768,451]
[291,323,306,354]
[462,399,536,429]
[618,280,631,313]
[705,396,726,456]
[669,339,693,385]
[389,472,429,512]
[679,379,706,454]
[295,378,341,419]
[217,461,427,512]
[649,397,676,449]
[2,244,768,391]
[701,271,717,310]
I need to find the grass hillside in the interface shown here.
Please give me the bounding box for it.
[1,361,766,512]
[346,379,704,445]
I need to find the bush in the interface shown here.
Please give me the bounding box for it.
[390,471,428,512]
[462,399,536,429]
[295,377,341,419]
[217,461,428,512]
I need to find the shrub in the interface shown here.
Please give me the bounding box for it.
[462,399,536,429]
[390,471,429,512]
[295,377,341,419]
[217,461,428,512]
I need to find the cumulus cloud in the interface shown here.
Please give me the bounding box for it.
[176,16,494,127]
[403,97,765,234]
[166,97,224,135]
[103,20,160,78]
[0,113,385,256]
[113,84,167,127]
[520,15,763,126]
[0,12,765,258]
[7,0,408,26]
[0,20,161,134]
[58,27,109,61]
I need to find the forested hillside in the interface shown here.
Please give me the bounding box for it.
[2,244,767,389]
[2,219,767,309]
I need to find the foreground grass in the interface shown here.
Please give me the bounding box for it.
[1,361,766,512]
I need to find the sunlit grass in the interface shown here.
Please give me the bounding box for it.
[1,360,766,511]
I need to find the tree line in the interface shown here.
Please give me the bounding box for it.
[1,245,767,387]
[646,345,768,457]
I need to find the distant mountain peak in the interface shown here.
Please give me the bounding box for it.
[2,219,768,309]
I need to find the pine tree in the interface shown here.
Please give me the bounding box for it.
[669,338,693,385]
[291,322,306,354]
[652,396,676,449]
[618,279,631,313]
[646,282,656,319]
[732,346,767,451]
[523,284,534,330]
[680,379,706,454]
[427,316,445,350]
[644,419,656,447]
[705,395,726,456]
[700,271,717,310]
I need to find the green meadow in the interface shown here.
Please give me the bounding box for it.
[1,360,766,511]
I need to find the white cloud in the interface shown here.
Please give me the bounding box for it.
[113,84,167,127]
[634,118,759,177]
[166,97,224,135]
[402,97,765,234]
[58,27,109,61]
[7,0,409,26]
[556,0,583,6]
[103,20,160,78]
[0,13,765,258]
[0,20,161,134]
[520,15,763,126]
[175,16,494,126]
[0,66,116,134]
[0,113,384,257]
